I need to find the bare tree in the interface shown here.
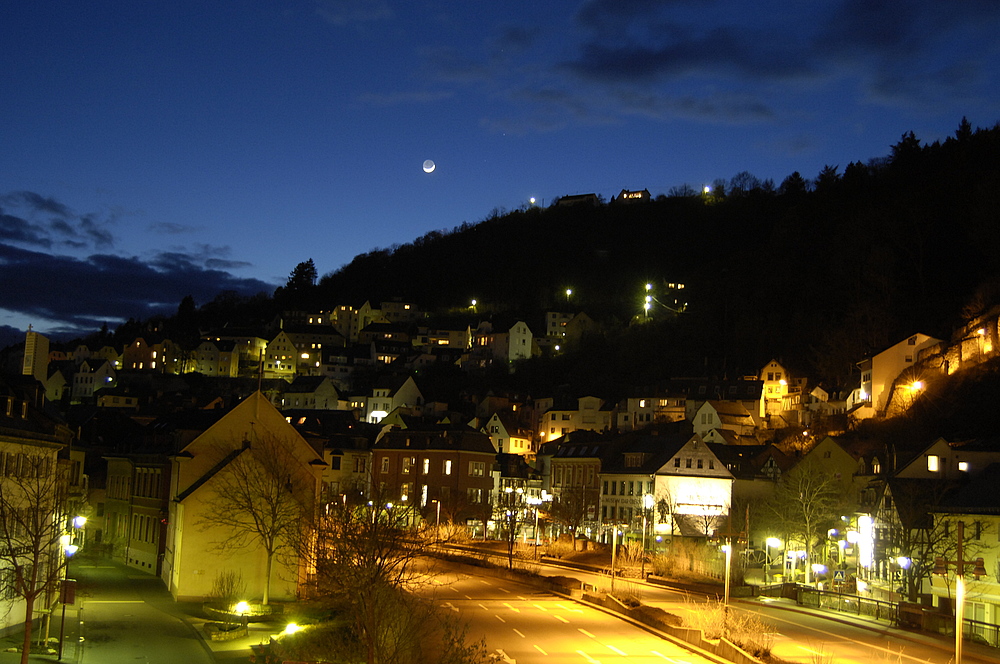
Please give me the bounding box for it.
[765,457,850,584]
[304,489,434,664]
[0,448,67,664]
[549,485,599,534]
[197,435,313,605]
[495,488,528,569]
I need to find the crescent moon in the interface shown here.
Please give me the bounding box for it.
[422,159,436,173]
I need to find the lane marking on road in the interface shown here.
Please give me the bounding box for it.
[557,603,583,613]
[554,615,569,623]
[81,600,144,604]
[479,580,493,586]
[450,587,461,593]
[533,604,548,612]
[578,629,595,638]
[498,587,511,593]
[503,602,520,613]
[797,645,827,656]
[534,645,548,655]
[513,629,525,638]
[518,596,528,601]
[478,603,489,611]
[650,653,687,664]
[495,615,506,623]
[576,649,601,664]
[605,645,627,656]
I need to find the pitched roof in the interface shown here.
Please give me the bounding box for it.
[175,444,248,502]
[936,464,1000,515]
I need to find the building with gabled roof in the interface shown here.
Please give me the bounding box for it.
[691,400,756,438]
[281,375,342,411]
[163,391,325,602]
[481,409,534,455]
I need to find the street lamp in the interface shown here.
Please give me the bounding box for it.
[610,524,621,594]
[58,537,81,660]
[235,600,250,629]
[722,543,733,607]
[641,494,654,577]
[934,521,988,664]
[527,497,542,559]
[765,537,782,584]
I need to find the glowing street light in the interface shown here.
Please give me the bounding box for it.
[934,521,988,664]
[641,494,655,577]
[765,537,782,584]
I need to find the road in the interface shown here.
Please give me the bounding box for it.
[416,564,725,664]
[531,560,1000,664]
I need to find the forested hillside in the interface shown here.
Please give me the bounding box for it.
[51,119,1000,394]
[308,120,1000,385]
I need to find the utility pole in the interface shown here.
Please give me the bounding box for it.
[934,521,988,664]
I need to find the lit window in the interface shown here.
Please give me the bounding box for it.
[927,455,939,472]
[958,461,969,472]
[444,460,452,475]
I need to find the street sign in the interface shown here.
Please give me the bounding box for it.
[833,569,846,581]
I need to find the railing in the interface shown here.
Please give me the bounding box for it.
[921,608,1000,648]
[797,587,897,623]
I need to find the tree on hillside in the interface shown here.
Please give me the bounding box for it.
[778,171,809,195]
[198,435,311,605]
[0,449,68,664]
[287,258,318,290]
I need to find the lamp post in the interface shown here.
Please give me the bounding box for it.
[527,497,542,559]
[641,494,654,577]
[765,537,782,584]
[933,521,988,664]
[722,543,733,607]
[610,524,619,594]
[431,499,441,540]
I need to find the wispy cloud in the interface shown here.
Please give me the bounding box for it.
[314,0,393,26]
[1,191,117,251]
[148,221,200,235]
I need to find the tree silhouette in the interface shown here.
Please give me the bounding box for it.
[0,450,68,664]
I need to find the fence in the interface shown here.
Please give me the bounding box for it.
[797,587,897,623]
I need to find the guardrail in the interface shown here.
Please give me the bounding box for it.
[797,587,897,623]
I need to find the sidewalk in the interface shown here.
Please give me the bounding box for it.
[0,555,280,664]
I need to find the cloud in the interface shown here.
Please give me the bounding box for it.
[554,0,1000,119]
[1,191,117,251]
[1,212,53,248]
[148,221,200,235]
[0,243,276,333]
[1,191,72,218]
[314,0,392,26]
